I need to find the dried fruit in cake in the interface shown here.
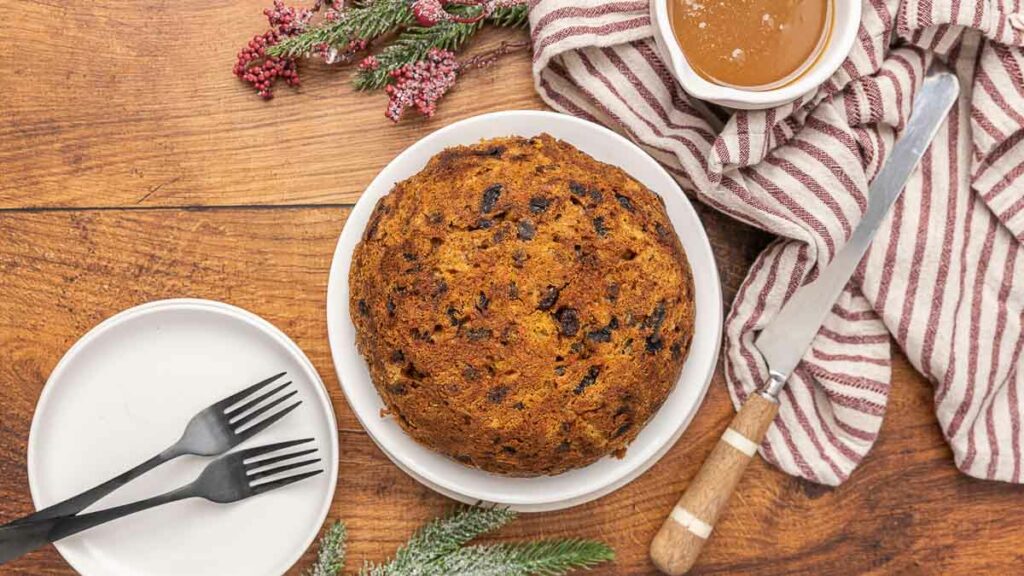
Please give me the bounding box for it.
[349,134,695,476]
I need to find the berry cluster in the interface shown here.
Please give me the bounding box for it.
[385,48,459,122]
[232,1,311,99]
[264,0,312,35]
[359,55,381,71]
[233,0,527,121]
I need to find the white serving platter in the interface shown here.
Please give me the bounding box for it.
[327,110,722,511]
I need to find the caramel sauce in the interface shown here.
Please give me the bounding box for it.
[669,0,830,89]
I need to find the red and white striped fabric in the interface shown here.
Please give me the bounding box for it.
[528,0,1024,485]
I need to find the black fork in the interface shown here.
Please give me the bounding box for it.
[0,440,323,565]
[10,372,299,525]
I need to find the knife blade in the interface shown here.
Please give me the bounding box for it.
[754,70,960,395]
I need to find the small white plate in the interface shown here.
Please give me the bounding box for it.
[326,110,722,512]
[27,299,339,576]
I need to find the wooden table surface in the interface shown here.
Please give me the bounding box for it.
[2,2,1023,574]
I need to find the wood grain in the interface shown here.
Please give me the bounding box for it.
[1,209,1023,576]
[651,394,780,575]
[0,1,541,209]
[1,1,1023,574]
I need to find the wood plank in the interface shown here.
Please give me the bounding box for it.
[1,207,1021,575]
[0,0,543,209]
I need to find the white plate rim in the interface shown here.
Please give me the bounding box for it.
[326,110,722,511]
[26,298,340,575]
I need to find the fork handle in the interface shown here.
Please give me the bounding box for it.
[8,444,183,526]
[0,486,194,565]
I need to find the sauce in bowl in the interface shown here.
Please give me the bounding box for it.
[669,0,831,90]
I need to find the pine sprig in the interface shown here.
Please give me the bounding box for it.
[485,4,529,28]
[360,507,518,575]
[353,20,482,89]
[269,0,413,58]
[353,4,529,90]
[239,0,529,115]
[305,521,348,576]
[430,540,616,575]
[304,507,613,576]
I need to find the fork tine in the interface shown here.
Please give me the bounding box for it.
[225,381,292,418]
[247,458,322,481]
[250,469,323,495]
[246,447,319,470]
[231,390,298,428]
[235,438,314,460]
[215,372,287,410]
[234,401,302,441]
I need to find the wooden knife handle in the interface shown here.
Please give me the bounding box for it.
[650,393,780,575]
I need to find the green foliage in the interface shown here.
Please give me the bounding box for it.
[267,0,529,90]
[360,507,517,575]
[305,507,614,576]
[269,0,414,58]
[430,540,617,575]
[352,20,481,90]
[486,4,530,28]
[354,5,529,90]
[305,521,348,576]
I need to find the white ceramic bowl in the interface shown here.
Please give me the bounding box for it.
[326,110,723,511]
[651,0,861,109]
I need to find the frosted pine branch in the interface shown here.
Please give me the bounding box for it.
[269,0,413,58]
[360,507,517,575]
[428,540,616,575]
[353,4,528,90]
[305,521,348,576]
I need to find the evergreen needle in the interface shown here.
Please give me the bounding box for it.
[353,5,529,90]
[305,521,348,576]
[360,507,517,576]
[429,540,616,575]
[269,0,414,58]
[302,507,614,576]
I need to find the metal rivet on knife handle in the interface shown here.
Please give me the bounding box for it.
[650,393,780,576]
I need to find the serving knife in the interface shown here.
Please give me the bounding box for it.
[650,69,960,575]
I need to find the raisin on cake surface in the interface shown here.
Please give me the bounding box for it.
[349,134,695,476]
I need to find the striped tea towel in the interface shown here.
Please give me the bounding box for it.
[528,0,1024,485]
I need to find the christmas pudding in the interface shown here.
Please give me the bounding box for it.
[349,134,695,476]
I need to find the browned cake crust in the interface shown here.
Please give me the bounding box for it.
[349,134,695,476]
